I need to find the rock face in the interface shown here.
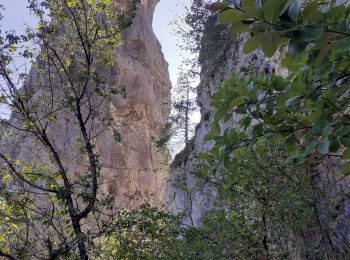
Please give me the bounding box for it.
[3,0,171,209]
[95,0,171,207]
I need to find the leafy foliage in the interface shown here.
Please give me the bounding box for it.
[162,70,198,155]
[97,146,329,259]
[96,204,181,259]
[187,144,330,258]
[204,0,350,173]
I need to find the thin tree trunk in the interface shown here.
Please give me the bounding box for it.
[185,86,190,145]
[72,218,88,260]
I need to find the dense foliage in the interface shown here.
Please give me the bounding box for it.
[207,0,350,171]
[183,145,323,258]
[97,146,328,259]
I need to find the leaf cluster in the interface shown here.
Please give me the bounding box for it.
[205,0,350,174]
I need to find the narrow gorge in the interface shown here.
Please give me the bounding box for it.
[1,0,350,258]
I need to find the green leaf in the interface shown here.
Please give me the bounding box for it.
[230,23,250,34]
[224,158,234,170]
[317,138,330,155]
[305,141,318,154]
[241,116,252,131]
[211,92,221,101]
[312,119,331,136]
[267,134,282,145]
[342,149,350,160]
[340,162,350,175]
[224,113,232,122]
[48,113,57,121]
[204,132,215,142]
[288,39,308,55]
[339,125,350,136]
[303,1,323,21]
[212,121,221,135]
[230,97,245,107]
[333,37,350,53]
[334,18,350,33]
[341,137,350,147]
[214,108,226,121]
[218,9,242,24]
[263,0,283,23]
[261,33,280,57]
[328,6,346,22]
[210,145,221,156]
[243,34,263,53]
[300,25,324,42]
[271,76,285,91]
[315,32,332,67]
[282,52,306,72]
[242,0,260,16]
[290,81,304,95]
[329,138,341,153]
[9,45,17,52]
[252,123,264,136]
[255,143,266,154]
[227,129,239,143]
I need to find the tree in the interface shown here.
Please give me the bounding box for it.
[206,0,350,172]
[157,0,350,257]
[179,145,325,258]
[166,0,231,154]
[169,70,197,153]
[0,0,139,258]
[164,0,224,156]
[96,204,182,259]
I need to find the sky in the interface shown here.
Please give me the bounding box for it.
[1,0,37,33]
[153,0,192,85]
[154,0,201,156]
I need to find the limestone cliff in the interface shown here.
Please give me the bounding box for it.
[2,0,171,208]
[95,0,171,207]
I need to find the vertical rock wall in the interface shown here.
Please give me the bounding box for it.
[95,0,171,208]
